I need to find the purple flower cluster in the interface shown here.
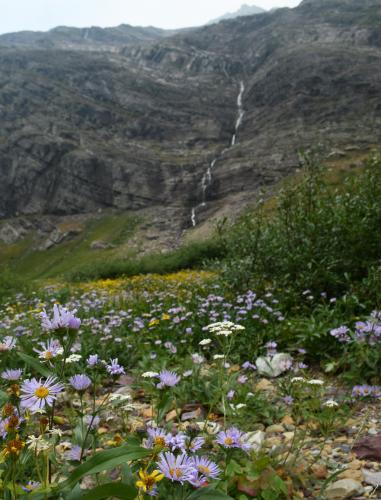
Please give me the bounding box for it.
[157,452,220,486]
[331,314,381,346]
[352,385,381,398]
[156,370,180,389]
[41,304,81,331]
[216,427,252,452]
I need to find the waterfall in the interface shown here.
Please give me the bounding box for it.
[191,80,245,227]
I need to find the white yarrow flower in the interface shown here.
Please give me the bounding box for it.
[199,338,212,346]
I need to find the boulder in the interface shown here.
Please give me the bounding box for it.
[256,353,293,378]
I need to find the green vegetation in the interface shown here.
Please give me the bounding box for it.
[218,152,381,305]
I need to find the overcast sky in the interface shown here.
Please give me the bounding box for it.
[0,0,301,34]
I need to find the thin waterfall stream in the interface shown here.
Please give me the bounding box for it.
[190,80,245,227]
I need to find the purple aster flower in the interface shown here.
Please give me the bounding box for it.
[0,336,16,352]
[283,395,294,406]
[242,361,256,370]
[41,304,81,331]
[87,354,99,367]
[168,433,187,452]
[21,481,41,493]
[65,445,82,461]
[227,390,235,401]
[330,326,351,343]
[84,414,100,429]
[156,452,196,484]
[69,374,91,392]
[156,370,180,389]
[352,385,381,398]
[238,375,248,384]
[20,376,64,412]
[191,456,221,479]
[187,436,205,453]
[146,428,172,448]
[265,341,277,357]
[34,339,63,361]
[106,359,125,376]
[1,368,23,381]
[216,427,252,452]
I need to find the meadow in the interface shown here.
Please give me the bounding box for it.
[0,154,381,499]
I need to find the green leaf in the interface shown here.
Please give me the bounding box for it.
[187,486,234,499]
[55,445,150,492]
[77,483,137,500]
[18,352,51,378]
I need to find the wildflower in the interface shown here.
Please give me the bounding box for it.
[26,435,50,453]
[69,374,91,392]
[238,375,248,384]
[142,371,159,378]
[330,326,351,343]
[146,428,171,449]
[199,339,212,346]
[41,304,81,331]
[183,370,193,377]
[216,427,252,451]
[265,341,277,357]
[87,354,99,367]
[84,414,100,429]
[106,359,125,376]
[157,452,195,484]
[65,445,82,461]
[136,469,164,493]
[191,456,220,479]
[34,339,63,360]
[168,433,187,452]
[291,377,305,383]
[187,436,205,453]
[21,481,40,493]
[66,354,82,364]
[4,437,25,456]
[1,369,23,381]
[213,354,225,360]
[20,377,64,412]
[324,400,339,407]
[191,353,205,364]
[206,321,244,336]
[242,361,256,370]
[227,390,235,401]
[0,336,16,352]
[156,370,180,389]
[283,395,294,406]
[308,379,324,386]
[352,385,381,398]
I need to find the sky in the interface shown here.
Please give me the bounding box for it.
[0,0,301,34]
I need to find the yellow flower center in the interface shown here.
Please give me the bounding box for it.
[169,468,183,478]
[224,437,234,445]
[154,436,166,446]
[44,351,53,359]
[34,387,49,399]
[198,465,211,475]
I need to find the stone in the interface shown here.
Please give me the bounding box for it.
[255,353,293,378]
[312,464,328,479]
[338,469,364,482]
[362,469,381,488]
[90,240,115,250]
[353,435,381,461]
[255,379,276,392]
[245,430,266,452]
[325,479,364,498]
[266,424,285,434]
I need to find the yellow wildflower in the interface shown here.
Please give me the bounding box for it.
[136,469,164,492]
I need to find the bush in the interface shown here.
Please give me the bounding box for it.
[67,239,225,282]
[218,152,381,301]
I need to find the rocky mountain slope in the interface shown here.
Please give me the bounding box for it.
[207,4,266,24]
[0,0,380,254]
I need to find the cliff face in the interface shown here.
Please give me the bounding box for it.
[0,0,380,243]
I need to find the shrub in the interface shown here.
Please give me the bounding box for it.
[218,152,381,302]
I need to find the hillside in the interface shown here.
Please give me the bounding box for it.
[0,0,380,261]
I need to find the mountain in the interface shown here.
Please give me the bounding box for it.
[0,0,380,255]
[207,4,266,24]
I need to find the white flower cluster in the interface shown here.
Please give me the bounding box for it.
[291,377,325,385]
[205,321,245,337]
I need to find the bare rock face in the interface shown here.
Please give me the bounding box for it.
[0,0,380,236]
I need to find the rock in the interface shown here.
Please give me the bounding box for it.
[312,464,328,479]
[256,353,293,378]
[245,430,266,452]
[338,469,364,482]
[181,408,202,421]
[325,479,364,498]
[255,379,276,392]
[353,435,381,461]
[90,240,115,250]
[266,424,285,434]
[281,415,295,426]
[283,432,295,444]
[362,469,381,488]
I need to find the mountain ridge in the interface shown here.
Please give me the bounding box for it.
[0,0,380,255]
